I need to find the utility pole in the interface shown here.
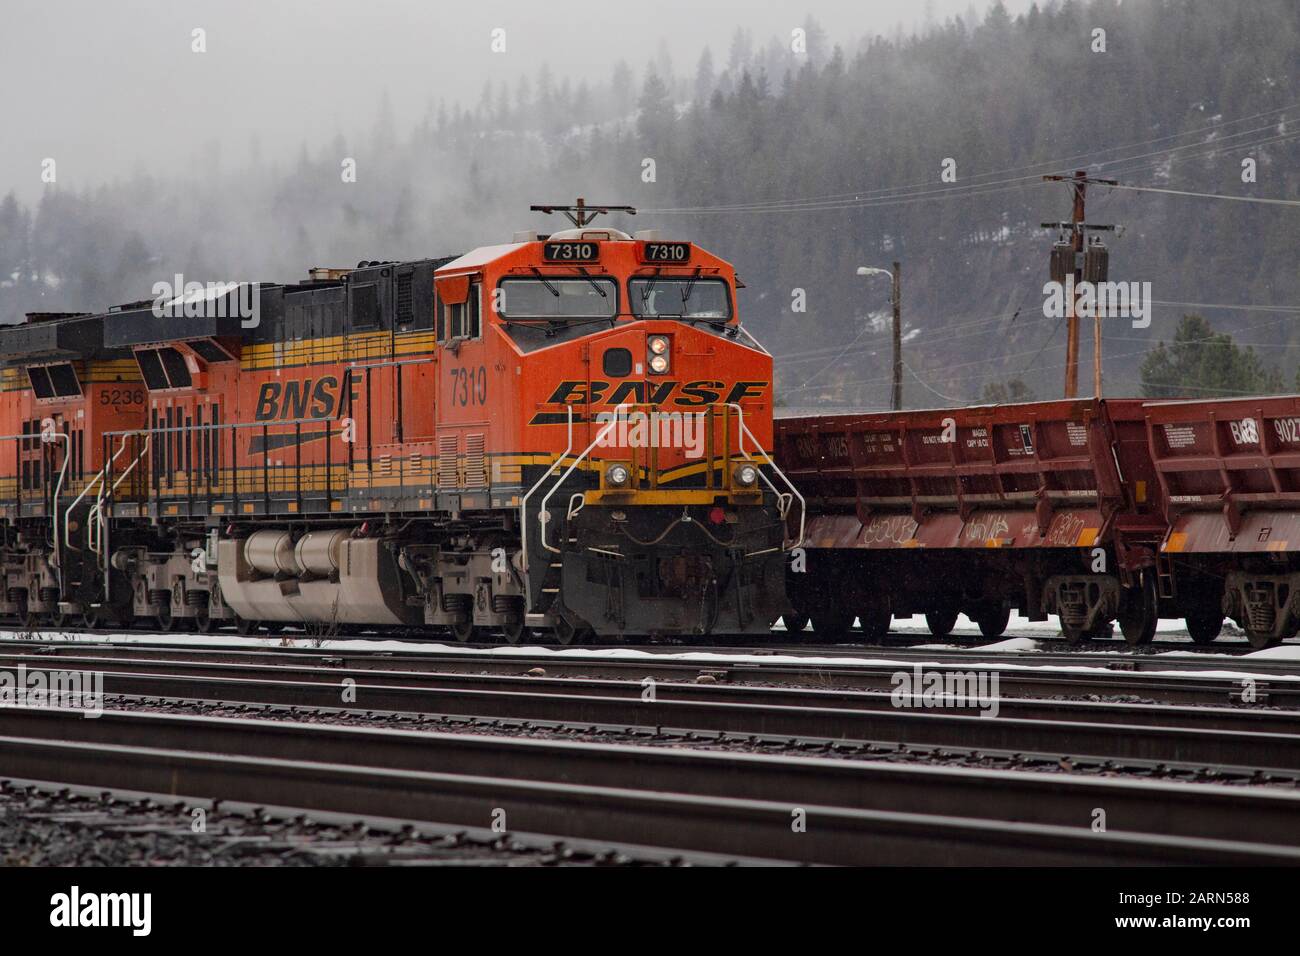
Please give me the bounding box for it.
[891,261,902,411]
[856,263,902,409]
[1042,171,1116,398]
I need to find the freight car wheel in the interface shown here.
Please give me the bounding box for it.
[501,619,526,644]
[974,604,1010,639]
[1061,620,1106,645]
[1245,626,1282,651]
[924,608,960,637]
[154,603,175,632]
[1184,606,1223,645]
[234,617,260,636]
[809,606,854,641]
[856,596,892,643]
[81,607,101,630]
[49,608,68,631]
[451,619,475,642]
[193,606,214,634]
[1118,575,1159,646]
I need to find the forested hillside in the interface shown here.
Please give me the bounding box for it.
[1,0,1295,407]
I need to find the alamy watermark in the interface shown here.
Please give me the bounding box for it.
[151,274,260,329]
[594,409,706,458]
[0,664,103,718]
[890,665,1000,718]
[1043,274,1152,328]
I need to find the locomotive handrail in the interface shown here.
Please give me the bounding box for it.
[537,405,629,556]
[0,428,69,588]
[726,403,805,550]
[518,404,574,590]
[65,432,137,550]
[89,436,150,584]
[47,432,71,593]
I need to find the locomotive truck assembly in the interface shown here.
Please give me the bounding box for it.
[0,203,797,643]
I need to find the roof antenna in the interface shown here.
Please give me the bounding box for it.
[530,197,636,228]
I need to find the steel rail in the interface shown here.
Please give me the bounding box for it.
[3,709,1299,865]
[9,665,1300,771]
[1,650,1297,734]
[2,641,1297,707]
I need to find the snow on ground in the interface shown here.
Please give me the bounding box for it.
[2,612,1298,683]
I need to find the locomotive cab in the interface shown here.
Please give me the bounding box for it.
[431,211,799,639]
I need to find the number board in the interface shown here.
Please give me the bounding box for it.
[640,241,691,263]
[542,241,599,263]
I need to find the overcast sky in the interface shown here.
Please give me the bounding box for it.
[0,0,1027,201]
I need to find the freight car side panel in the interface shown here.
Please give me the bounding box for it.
[1148,396,1300,554]
[777,399,1129,551]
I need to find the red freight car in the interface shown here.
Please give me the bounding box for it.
[1146,395,1300,648]
[775,398,1189,646]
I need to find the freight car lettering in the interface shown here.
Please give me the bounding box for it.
[540,380,769,408]
[254,377,356,422]
[1228,418,1259,445]
[1275,418,1300,444]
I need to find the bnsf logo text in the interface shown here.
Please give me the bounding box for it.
[544,380,767,406]
[255,376,359,421]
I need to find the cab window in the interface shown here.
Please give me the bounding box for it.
[629,277,731,320]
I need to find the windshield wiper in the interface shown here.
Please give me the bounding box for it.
[530,267,560,296]
[682,267,702,304]
[638,269,661,311]
[577,267,607,299]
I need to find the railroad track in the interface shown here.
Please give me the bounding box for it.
[6,652,1300,775]
[4,706,1299,865]
[4,640,1298,708]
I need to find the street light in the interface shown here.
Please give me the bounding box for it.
[857,262,902,411]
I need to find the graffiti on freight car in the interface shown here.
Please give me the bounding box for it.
[963,513,1009,542]
[861,514,918,545]
[1044,511,1088,547]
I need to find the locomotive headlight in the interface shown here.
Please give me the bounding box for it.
[733,463,758,487]
[606,463,631,487]
[647,335,670,374]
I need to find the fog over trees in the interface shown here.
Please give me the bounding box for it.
[0,0,1295,407]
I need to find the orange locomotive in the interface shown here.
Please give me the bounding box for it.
[0,202,799,642]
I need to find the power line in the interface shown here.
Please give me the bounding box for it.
[1106,182,1300,207]
[642,109,1300,214]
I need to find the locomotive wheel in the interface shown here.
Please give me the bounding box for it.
[451,618,475,642]
[551,617,592,646]
[1118,574,1159,646]
[809,605,854,641]
[1184,606,1223,645]
[782,613,809,636]
[925,608,960,637]
[974,604,1011,639]
[856,596,891,643]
